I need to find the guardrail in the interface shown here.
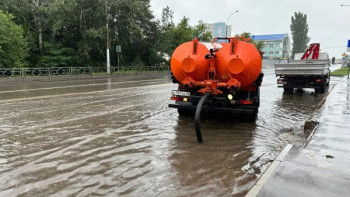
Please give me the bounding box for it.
[0,66,170,79]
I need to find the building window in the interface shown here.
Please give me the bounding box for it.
[275,51,280,55]
[269,52,273,55]
[276,43,280,48]
[270,43,273,48]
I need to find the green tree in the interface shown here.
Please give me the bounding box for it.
[41,42,78,67]
[47,0,162,67]
[171,17,193,52]
[0,0,162,67]
[0,0,54,66]
[0,0,53,55]
[112,0,161,66]
[157,14,214,61]
[160,6,174,29]
[171,17,212,49]
[157,8,212,58]
[290,12,310,58]
[157,6,175,56]
[193,20,212,42]
[235,32,264,51]
[0,10,28,68]
[0,1,214,68]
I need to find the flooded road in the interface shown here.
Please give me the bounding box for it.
[0,63,337,196]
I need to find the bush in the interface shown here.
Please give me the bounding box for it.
[0,10,28,68]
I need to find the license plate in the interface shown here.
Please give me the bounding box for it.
[172,90,190,97]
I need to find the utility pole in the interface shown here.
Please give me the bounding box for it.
[340,4,350,79]
[105,0,110,75]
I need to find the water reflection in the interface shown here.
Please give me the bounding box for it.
[0,63,331,196]
[169,116,258,196]
[106,78,112,90]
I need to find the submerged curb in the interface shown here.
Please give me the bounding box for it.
[245,144,293,197]
[304,123,319,148]
[303,79,340,145]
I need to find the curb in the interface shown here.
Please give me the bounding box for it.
[304,123,319,148]
[245,144,293,197]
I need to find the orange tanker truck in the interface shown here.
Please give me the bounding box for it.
[168,37,264,143]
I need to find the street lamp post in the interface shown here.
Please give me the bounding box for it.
[340,4,350,78]
[226,10,239,37]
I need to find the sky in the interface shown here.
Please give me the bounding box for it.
[150,0,350,58]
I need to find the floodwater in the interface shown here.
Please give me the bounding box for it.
[0,63,337,196]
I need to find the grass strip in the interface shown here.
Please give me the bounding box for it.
[331,67,350,76]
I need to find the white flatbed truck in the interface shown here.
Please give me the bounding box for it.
[275,43,330,93]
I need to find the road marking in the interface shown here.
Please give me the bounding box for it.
[0,87,169,121]
[1,93,170,135]
[0,78,165,94]
[0,82,174,103]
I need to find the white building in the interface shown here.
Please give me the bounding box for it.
[251,34,291,59]
[207,22,232,37]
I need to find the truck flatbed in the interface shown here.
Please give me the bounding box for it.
[275,60,330,76]
[274,46,330,93]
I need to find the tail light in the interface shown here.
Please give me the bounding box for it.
[171,96,182,101]
[170,96,188,102]
[314,79,323,83]
[238,100,253,105]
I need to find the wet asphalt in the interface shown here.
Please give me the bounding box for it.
[0,62,339,196]
[257,77,350,197]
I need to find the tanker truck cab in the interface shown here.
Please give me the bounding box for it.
[168,37,264,143]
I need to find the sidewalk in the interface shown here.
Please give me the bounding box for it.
[253,77,350,197]
[330,63,342,72]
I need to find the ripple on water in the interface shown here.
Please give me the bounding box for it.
[0,69,328,196]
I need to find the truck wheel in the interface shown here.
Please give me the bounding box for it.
[244,111,257,122]
[315,83,326,93]
[283,87,293,93]
[178,109,194,117]
[178,109,188,116]
[255,87,260,107]
[320,84,326,93]
[247,113,257,122]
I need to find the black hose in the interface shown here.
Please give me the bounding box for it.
[195,92,210,143]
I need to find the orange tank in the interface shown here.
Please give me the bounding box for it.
[170,39,222,82]
[171,39,222,82]
[171,37,262,93]
[215,38,262,87]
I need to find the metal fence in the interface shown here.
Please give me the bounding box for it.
[0,66,170,79]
